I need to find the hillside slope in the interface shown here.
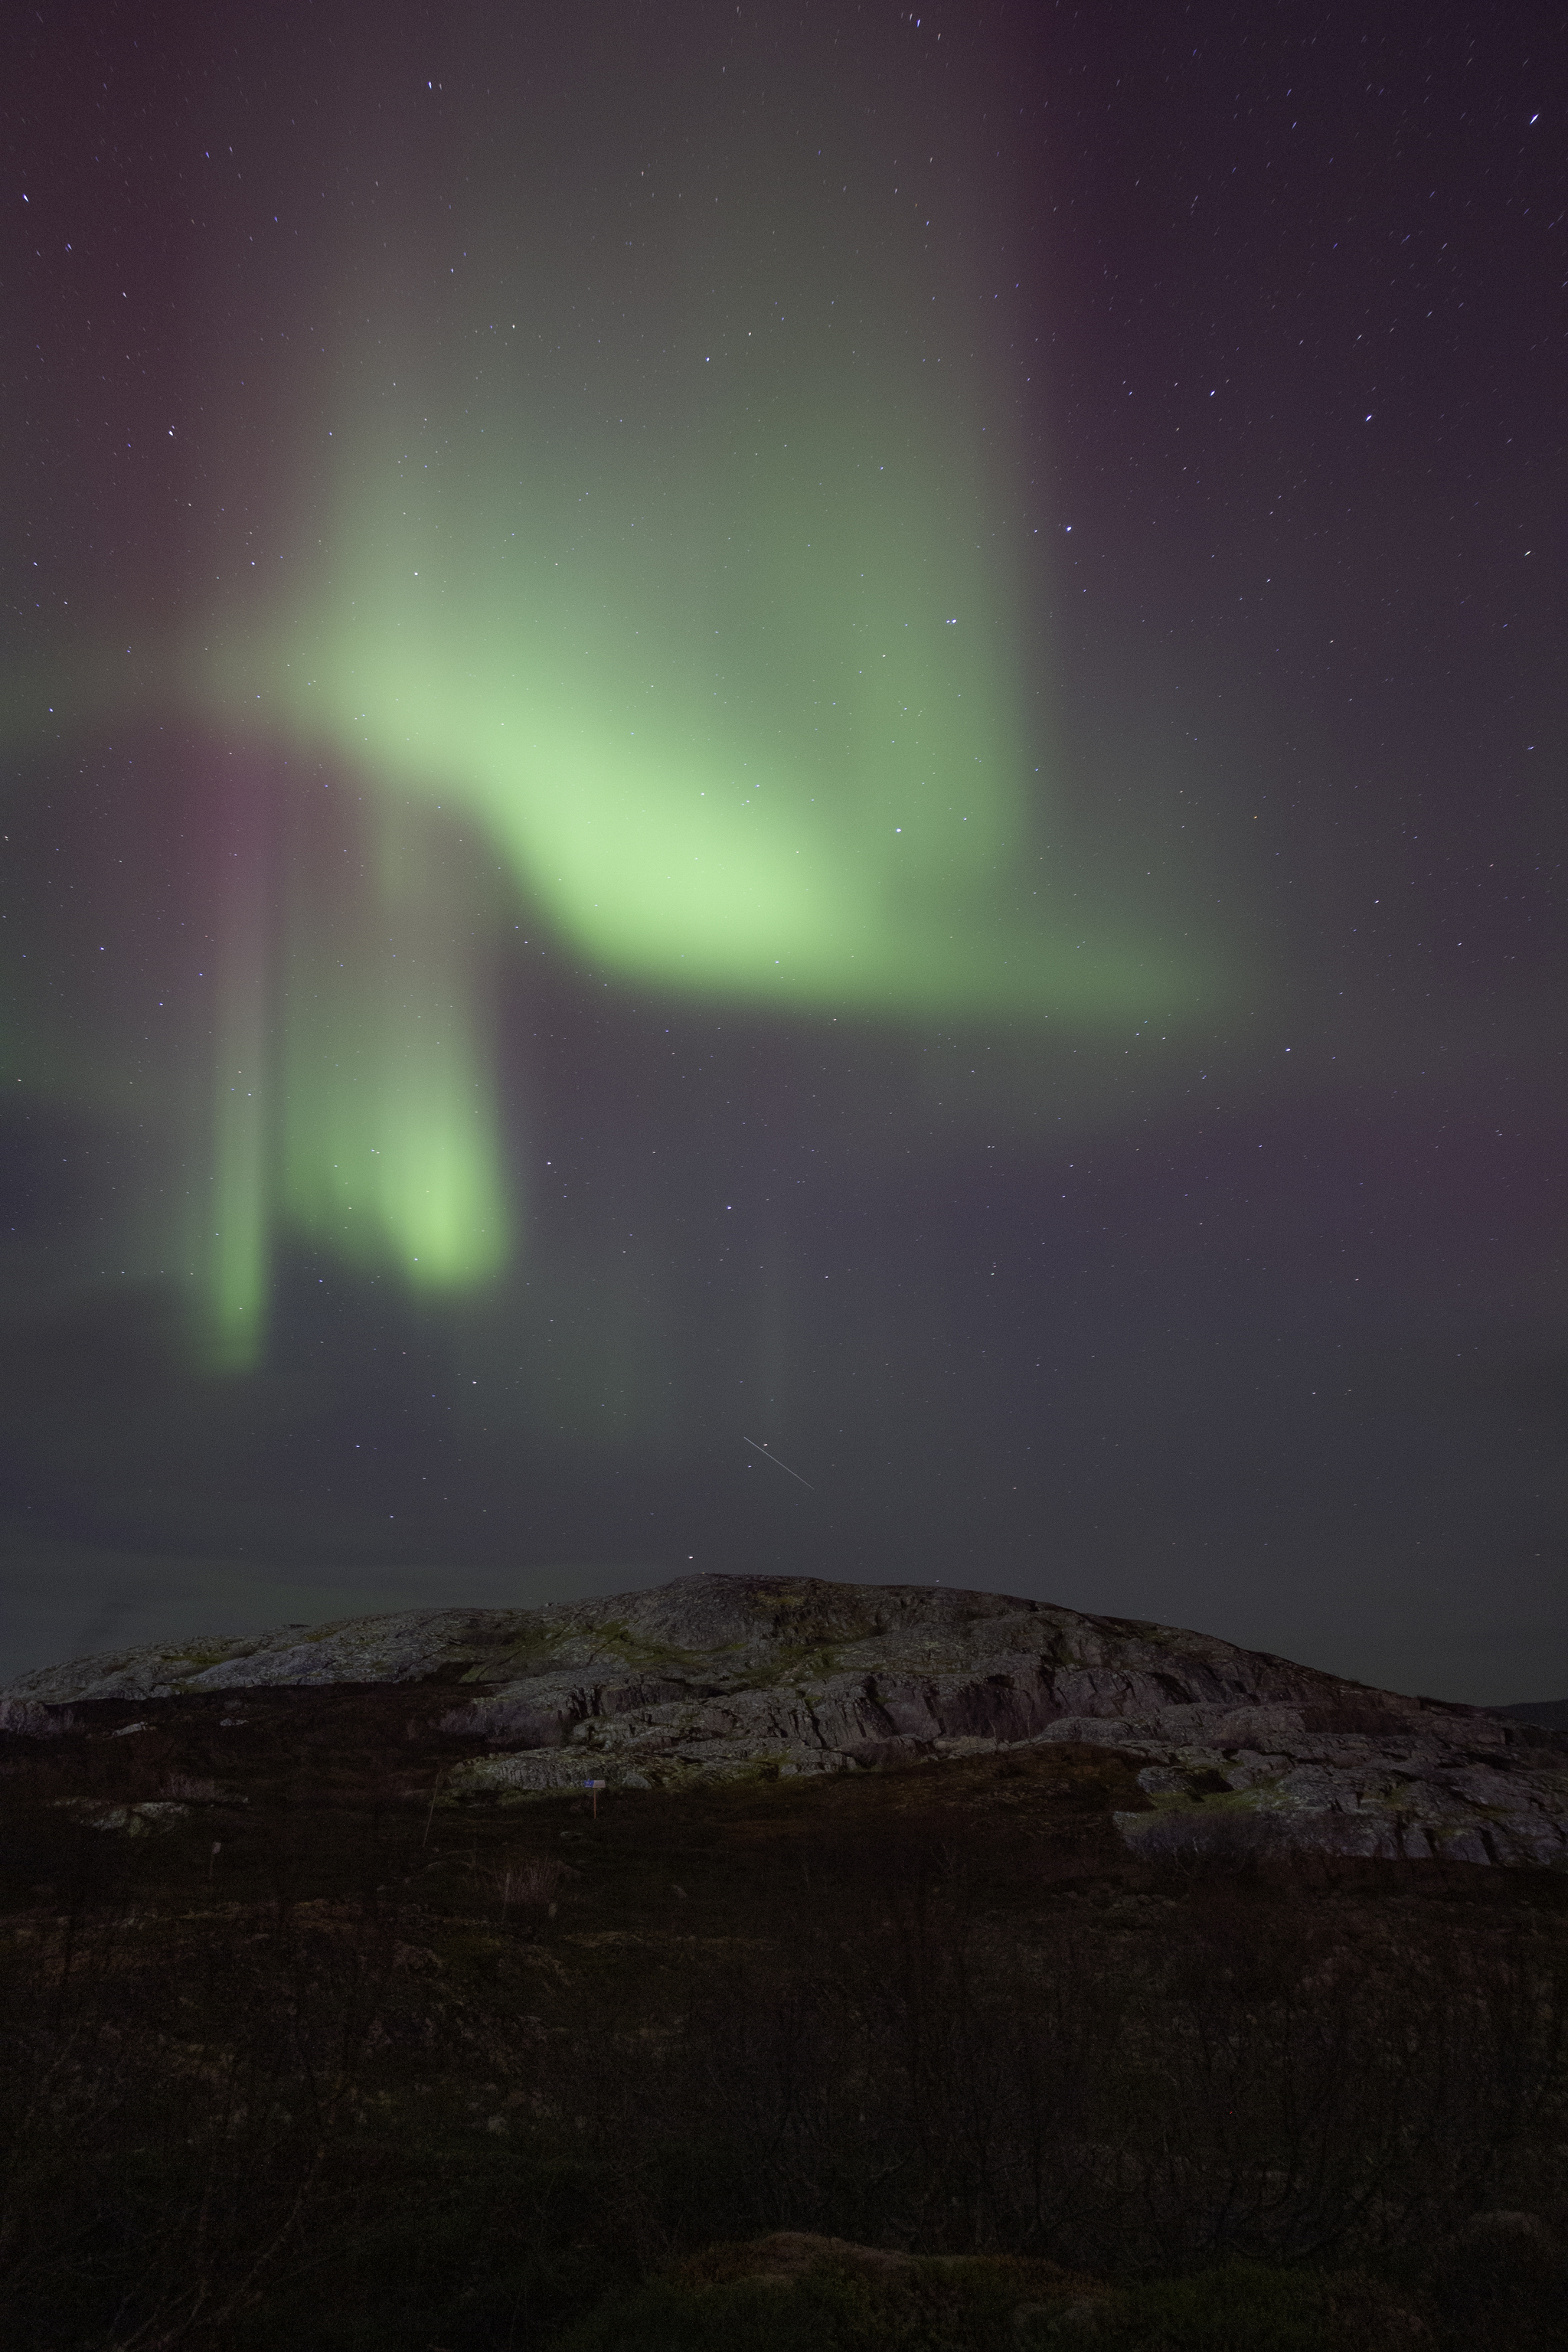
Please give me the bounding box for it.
[7,1573,1565,1865]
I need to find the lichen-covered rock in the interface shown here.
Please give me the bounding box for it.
[5,1573,1564,1865]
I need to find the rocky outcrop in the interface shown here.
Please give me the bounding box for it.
[5,1573,1564,1866]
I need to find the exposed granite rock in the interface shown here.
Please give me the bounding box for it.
[5,1573,1564,1866]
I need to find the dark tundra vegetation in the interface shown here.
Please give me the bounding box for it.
[2,1668,1566,2348]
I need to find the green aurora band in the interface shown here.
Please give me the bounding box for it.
[204,396,1057,1018]
[5,110,1230,1371]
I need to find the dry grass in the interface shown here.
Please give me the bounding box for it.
[0,1684,1564,2348]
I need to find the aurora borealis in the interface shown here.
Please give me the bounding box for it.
[2,4,1563,1704]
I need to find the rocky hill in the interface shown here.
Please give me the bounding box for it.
[7,1573,1565,1867]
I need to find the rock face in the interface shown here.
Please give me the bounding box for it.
[6,1573,1565,1866]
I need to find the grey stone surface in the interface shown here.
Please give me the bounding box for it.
[5,1573,1564,1865]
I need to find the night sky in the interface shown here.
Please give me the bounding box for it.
[2,3,1563,1703]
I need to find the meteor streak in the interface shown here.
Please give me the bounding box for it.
[743,1436,815,1491]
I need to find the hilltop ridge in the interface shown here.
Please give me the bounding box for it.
[8,1573,1565,1867]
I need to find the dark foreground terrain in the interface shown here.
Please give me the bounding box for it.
[2,1674,1565,2350]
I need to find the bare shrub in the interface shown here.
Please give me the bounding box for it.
[491,1853,567,1915]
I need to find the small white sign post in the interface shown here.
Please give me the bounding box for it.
[583,1778,607,1819]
